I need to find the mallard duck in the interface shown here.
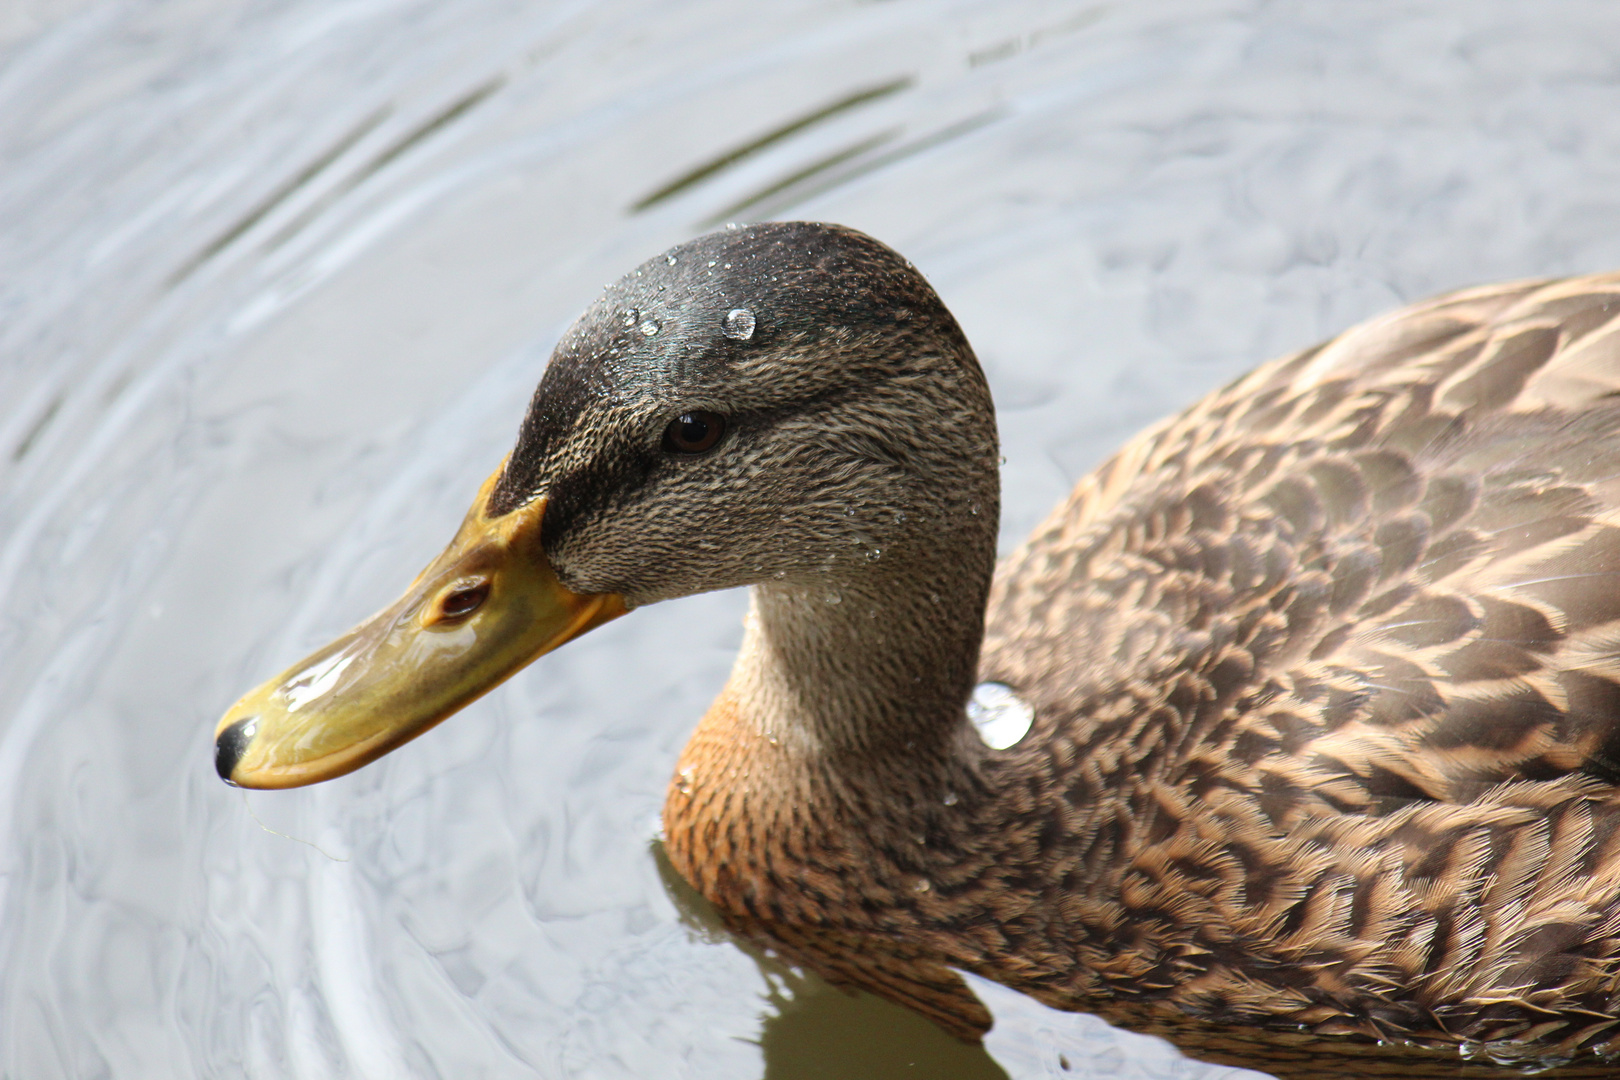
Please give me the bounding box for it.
[215,222,1620,1078]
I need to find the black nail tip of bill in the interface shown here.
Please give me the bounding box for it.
[214,716,257,784]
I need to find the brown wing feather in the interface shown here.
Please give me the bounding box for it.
[980,273,1620,1066]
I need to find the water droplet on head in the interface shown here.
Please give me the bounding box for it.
[707,260,717,268]
[639,319,660,336]
[622,307,639,326]
[967,682,1034,750]
[666,254,678,266]
[999,455,1008,466]
[943,791,959,806]
[722,308,756,341]
[866,548,882,561]
[968,503,980,516]
[825,591,841,604]
[914,878,931,892]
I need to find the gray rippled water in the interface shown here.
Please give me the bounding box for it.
[6,2,1620,1077]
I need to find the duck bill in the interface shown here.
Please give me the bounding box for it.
[214,470,626,789]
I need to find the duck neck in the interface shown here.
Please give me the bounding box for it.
[727,510,999,763]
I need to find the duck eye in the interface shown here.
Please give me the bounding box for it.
[662,411,726,454]
[437,581,490,621]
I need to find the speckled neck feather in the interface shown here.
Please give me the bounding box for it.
[727,525,996,757]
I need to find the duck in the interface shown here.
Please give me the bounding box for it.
[214,221,1620,1078]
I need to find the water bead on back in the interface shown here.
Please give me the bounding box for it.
[966,682,1033,750]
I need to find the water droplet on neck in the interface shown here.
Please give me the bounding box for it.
[825,591,841,604]
[914,879,932,892]
[943,791,959,806]
[639,319,660,336]
[866,548,882,561]
[722,308,756,341]
[967,682,1034,750]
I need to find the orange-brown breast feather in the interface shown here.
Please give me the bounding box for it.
[665,690,998,1040]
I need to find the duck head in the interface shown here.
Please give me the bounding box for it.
[214,222,997,788]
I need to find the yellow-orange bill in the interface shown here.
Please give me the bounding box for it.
[213,471,625,788]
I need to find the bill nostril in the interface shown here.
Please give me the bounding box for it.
[439,581,490,620]
[215,716,257,784]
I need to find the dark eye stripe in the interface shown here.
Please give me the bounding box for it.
[663,412,725,454]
